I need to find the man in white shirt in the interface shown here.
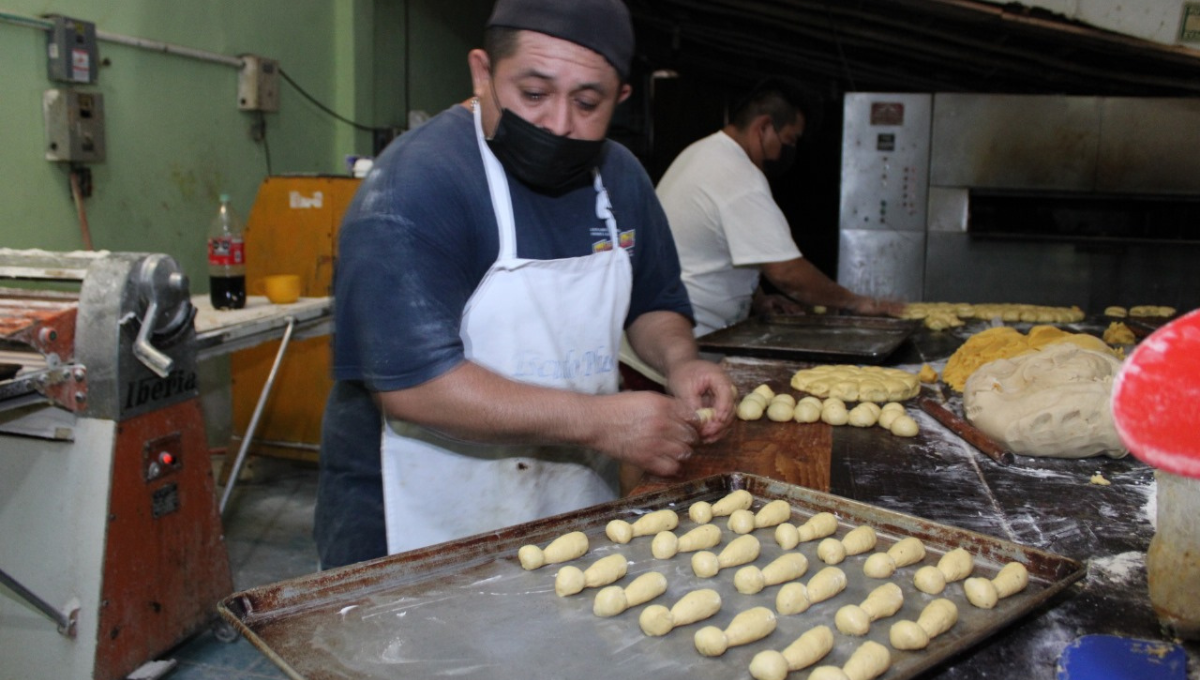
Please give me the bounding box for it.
[658,79,901,336]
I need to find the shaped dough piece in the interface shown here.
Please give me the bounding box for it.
[689,501,714,524]
[842,525,877,555]
[937,547,974,582]
[712,489,754,516]
[694,606,777,656]
[918,598,958,638]
[799,512,839,542]
[992,561,1030,598]
[843,640,891,680]
[651,524,722,559]
[755,499,793,528]
[863,553,896,579]
[728,509,757,535]
[518,531,589,570]
[809,667,852,680]
[835,583,904,635]
[693,534,760,578]
[817,538,846,564]
[963,577,999,609]
[749,625,835,680]
[592,571,668,617]
[639,588,722,636]
[776,582,811,615]
[806,566,848,603]
[735,552,809,594]
[878,408,902,430]
[887,537,926,567]
[606,509,679,544]
[913,565,947,594]
[753,384,776,400]
[889,620,930,650]
[775,523,801,550]
[555,554,628,596]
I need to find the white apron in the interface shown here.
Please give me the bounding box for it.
[379,101,632,554]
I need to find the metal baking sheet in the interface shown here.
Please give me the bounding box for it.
[218,473,1084,680]
[698,315,921,363]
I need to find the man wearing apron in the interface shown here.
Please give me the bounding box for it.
[316,0,735,568]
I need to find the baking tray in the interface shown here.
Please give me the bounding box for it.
[218,473,1084,680]
[698,315,921,363]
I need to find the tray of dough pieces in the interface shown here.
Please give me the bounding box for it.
[217,472,1084,680]
[697,315,922,363]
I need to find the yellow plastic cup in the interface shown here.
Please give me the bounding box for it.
[262,274,301,304]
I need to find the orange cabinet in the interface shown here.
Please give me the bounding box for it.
[230,176,360,462]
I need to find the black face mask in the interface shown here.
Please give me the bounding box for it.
[763,141,797,178]
[486,108,605,195]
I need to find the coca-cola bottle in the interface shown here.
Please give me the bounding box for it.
[208,193,246,309]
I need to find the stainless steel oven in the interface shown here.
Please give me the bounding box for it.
[837,93,1200,312]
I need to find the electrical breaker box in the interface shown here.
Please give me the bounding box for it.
[43,89,106,163]
[46,15,99,84]
[238,55,280,112]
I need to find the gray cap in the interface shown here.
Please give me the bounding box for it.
[486,0,634,80]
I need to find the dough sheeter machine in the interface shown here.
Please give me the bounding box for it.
[0,249,232,680]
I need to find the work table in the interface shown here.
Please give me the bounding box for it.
[632,326,1195,678]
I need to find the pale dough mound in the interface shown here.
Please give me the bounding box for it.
[942,325,1116,392]
[1129,305,1176,318]
[963,343,1127,458]
[790,365,920,402]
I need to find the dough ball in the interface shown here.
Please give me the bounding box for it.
[689,501,714,525]
[889,620,931,650]
[817,538,846,564]
[753,384,776,400]
[889,415,919,437]
[881,401,905,413]
[749,650,790,680]
[821,407,850,426]
[913,565,946,594]
[822,397,847,411]
[835,604,870,636]
[737,399,765,421]
[1104,305,1127,317]
[771,394,796,408]
[963,343,1127,458]
[692,551,720,578]
[963,577,999,609]
[694,626,728,656]
[799,396,823,409]
[863,552,896,578]
[745,392,770,408]
[728,509,756,534]
[877,409,899,429]
[848,403,881,427]
[793,401,822,423]
[767,400,795,422]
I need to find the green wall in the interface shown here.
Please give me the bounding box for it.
[0,0,491,446]
[0,0,490,281]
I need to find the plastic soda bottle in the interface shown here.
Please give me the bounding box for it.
[208,193,246,309]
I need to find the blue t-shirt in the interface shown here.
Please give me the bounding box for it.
[332,104,692,390]
[315,104,692,568]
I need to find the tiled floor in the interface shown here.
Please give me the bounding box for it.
[162,457,321,680]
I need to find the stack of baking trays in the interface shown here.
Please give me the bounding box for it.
[219,473,1083,679]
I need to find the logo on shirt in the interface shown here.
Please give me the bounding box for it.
[619,229,636,250]
[592,230,636,254]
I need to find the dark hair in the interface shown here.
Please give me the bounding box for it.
[730,78,823,136]
[484,26,522,73]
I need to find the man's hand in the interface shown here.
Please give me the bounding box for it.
[586,391,700,477]
[849,295,906,317]
[666,358,736,444]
